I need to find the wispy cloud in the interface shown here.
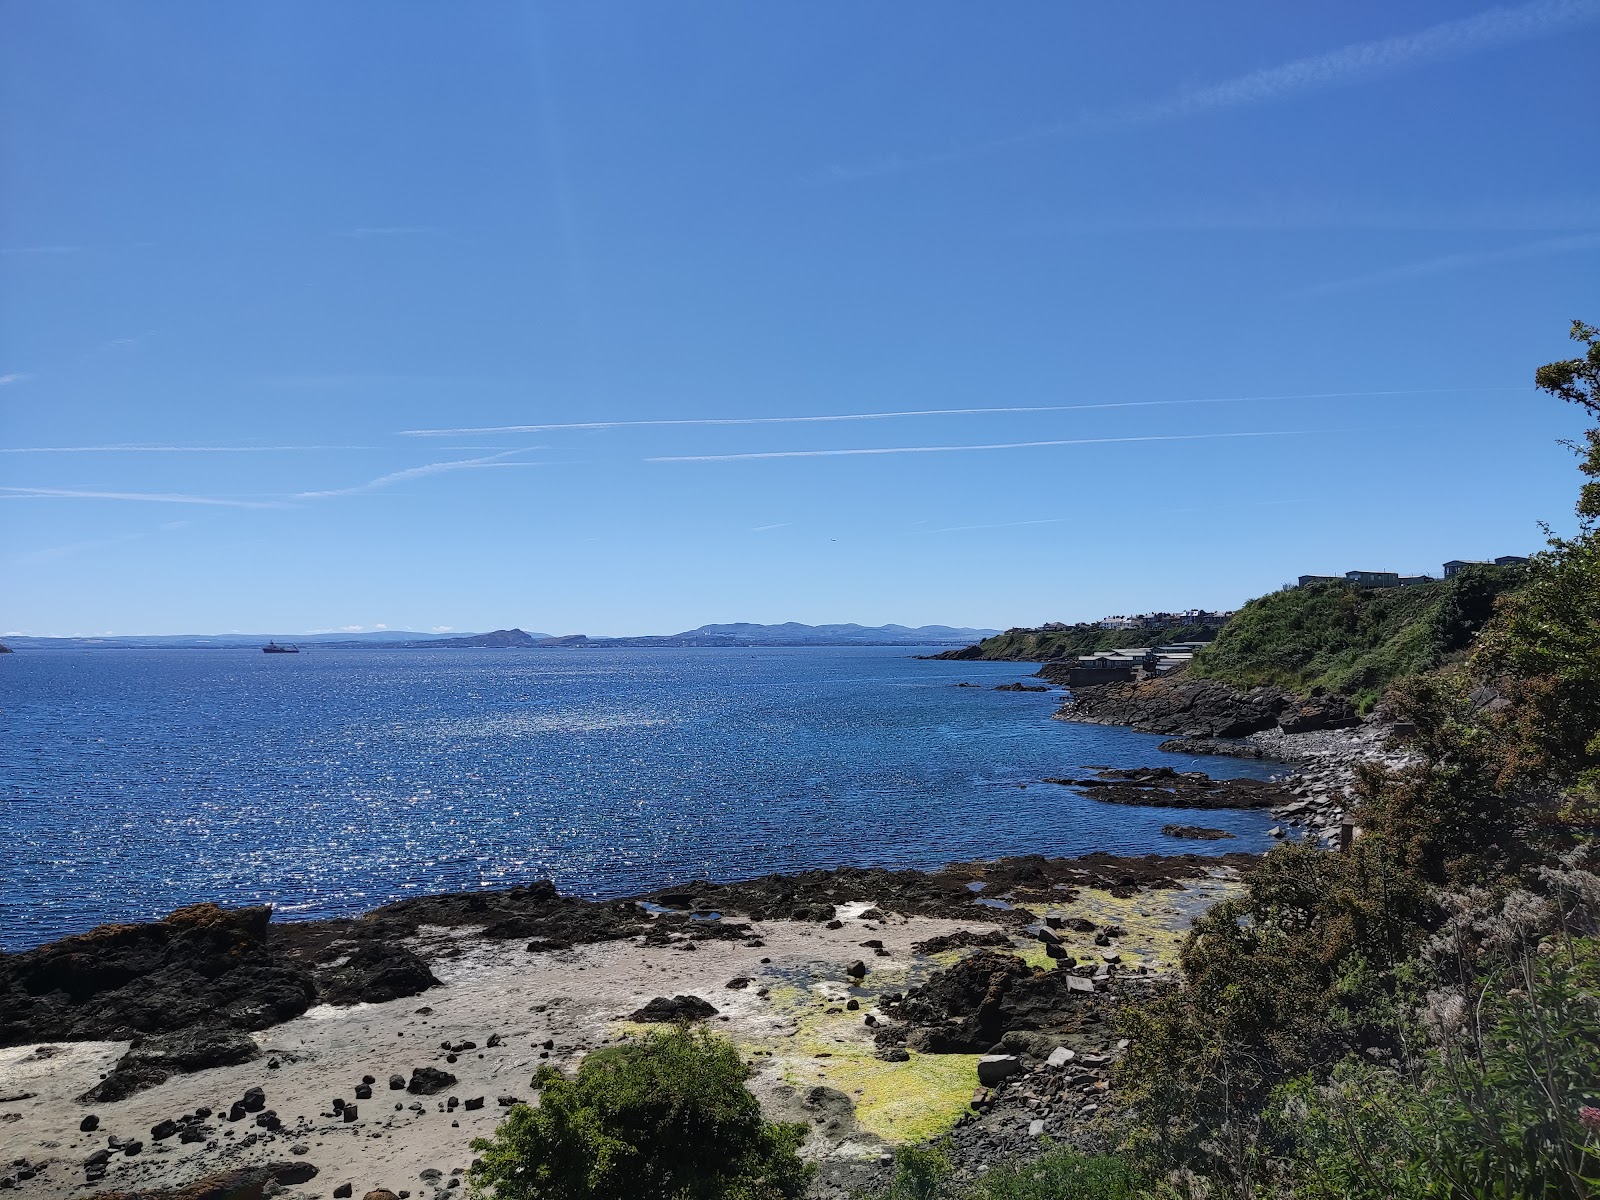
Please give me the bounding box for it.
[751,522,792,532]
[1292,231,1600,297]
[0,245,81,255]
[400,389,1508,439]
[826,0,1600,179]
[0,373,30,387]
[649,430,1322,463]
[0,486,288,509]
[12,520,194,565]
[0,443,377,454]
[292,450,546,499]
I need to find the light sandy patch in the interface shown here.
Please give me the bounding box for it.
[0,883,1234,1198]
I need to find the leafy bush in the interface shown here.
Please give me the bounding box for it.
[468,1026,811,1200]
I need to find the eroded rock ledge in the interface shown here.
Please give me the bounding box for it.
[1044,671,1358,737]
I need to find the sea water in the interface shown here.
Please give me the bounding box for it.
[0,646,1281,948]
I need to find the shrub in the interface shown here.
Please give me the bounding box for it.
[468,1026,811,1200]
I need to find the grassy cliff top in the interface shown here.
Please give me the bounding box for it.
[1187,565,1525,711]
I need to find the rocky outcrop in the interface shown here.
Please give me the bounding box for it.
[884,950,1109,1053]
[80,1026,261,1103]
[1275,692,1361,733]
[1156,736,1272,758]
[1049,667,1363,738]
[1042,767,1294,810]
[629,995,718,1022]
[1162,825,1235,840]
[312,940,439,1006]
[1046,673,1291,737]
[0,903,315,1046]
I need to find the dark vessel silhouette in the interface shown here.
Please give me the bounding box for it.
[262,642,300,654]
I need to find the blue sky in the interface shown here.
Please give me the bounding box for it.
[2,1,1597,637]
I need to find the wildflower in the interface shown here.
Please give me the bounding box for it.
[1581,1105,1600,1134]
[1421,989,1468,1046]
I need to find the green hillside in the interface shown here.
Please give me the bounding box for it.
[932,622,1219,661]
[1188,565,1525,710]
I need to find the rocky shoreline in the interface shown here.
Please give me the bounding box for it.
[0,851,1256,1200]
[0,674,1411,1200]
[1051,670,1417,847]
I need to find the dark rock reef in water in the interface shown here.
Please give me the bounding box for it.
[1045,671,1358,737]
[1042,767,1295,810]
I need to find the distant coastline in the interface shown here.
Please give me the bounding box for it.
[0,621,1000,652]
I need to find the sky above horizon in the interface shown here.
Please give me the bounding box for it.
[3,1,1598,637]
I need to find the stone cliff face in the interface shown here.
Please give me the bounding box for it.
[1045,670,1357,738]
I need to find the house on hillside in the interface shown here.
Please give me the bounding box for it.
[1346,570,1401,588]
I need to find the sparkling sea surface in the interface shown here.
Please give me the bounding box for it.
[0,646,1281,949]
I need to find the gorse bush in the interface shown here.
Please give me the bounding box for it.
[468,1026,811,1200]
[1107,320,1600,1198]
[1272,870,1600,1200]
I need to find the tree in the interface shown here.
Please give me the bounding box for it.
[467,1026,811,1200]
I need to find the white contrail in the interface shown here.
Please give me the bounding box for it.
[293,450,545,499]
[649,430,1317,463]
[398,389,1510,438]
[826,0,1600,179]
[0,486,288,509]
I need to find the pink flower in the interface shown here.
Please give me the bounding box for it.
[1580,1105,1600,1134]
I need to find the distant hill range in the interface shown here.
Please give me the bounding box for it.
[3,622,997,651]
[554,622,1000,648]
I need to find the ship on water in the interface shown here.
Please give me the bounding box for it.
[261,642,300,654]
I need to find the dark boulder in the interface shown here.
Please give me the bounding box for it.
[314,941,439,1006]
[628,995,718,1022]
[79,1026,262,1103]
[406,1067,457,1096]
